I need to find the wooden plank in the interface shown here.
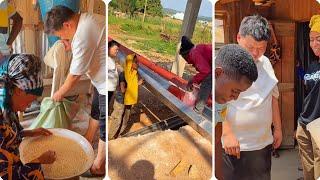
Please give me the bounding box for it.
[215,10,231,43]
[292,0,311,21]
[278,83,294,92]
[291,0,320,22]
[271,0,320,21]
[215,1,225,10]
[281,91,295,147]
[226,2,241,43]
[270,0,292,20]
[281,36,295,83]
[280,39,295,147]
[273,22,295,37]
[272,22,282,81]
[274,21,296,147]
[273,59,282,82]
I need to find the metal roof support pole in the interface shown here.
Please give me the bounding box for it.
[171,0,202,77]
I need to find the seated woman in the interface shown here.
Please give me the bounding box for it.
[0,54,56,180]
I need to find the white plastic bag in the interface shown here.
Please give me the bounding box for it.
[182,87,199,107]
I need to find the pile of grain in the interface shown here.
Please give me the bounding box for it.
[108,125,212,180]
[20,135,88,178]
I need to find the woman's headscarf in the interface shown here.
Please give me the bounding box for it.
[310,15,320,33]
[0,54,43,110]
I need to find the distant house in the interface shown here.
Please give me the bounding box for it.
[198,20,209,26]
[171,12,184,20]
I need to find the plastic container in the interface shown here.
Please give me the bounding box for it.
[19,128,94,179]
[182,87,199,107]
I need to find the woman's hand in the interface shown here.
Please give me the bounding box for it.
[33,150,56,164]
[23,128,52,137]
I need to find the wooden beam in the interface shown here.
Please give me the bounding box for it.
[218,0,240,4]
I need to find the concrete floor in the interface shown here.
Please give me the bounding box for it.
[271,148,303,180]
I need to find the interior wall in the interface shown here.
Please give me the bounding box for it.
[270,0,320,22]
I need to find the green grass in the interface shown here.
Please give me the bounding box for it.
[108,12,212,59]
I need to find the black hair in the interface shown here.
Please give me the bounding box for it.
[239,15,271,41]
[108,40,120,50]
[44,5,76,34]
[216,44,258,82]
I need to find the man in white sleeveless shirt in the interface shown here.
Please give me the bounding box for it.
[222,15,282,180]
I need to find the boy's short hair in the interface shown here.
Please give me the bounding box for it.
[108,40,120,50]
[216,44,258,82]
[45,5,76,34]
[239,15,271,41]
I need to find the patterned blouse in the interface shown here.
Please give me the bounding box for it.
[0,112,44,180]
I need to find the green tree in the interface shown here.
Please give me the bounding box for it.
[136,0,163,17]
[109,0,163,17]
[129,0,137,18]
[147,0,163,17]
[109,0,118,9]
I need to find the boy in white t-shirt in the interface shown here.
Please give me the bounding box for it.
[214,44,258,179]
[44,6,106,176]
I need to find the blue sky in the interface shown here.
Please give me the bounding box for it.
[160,0,212,17]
